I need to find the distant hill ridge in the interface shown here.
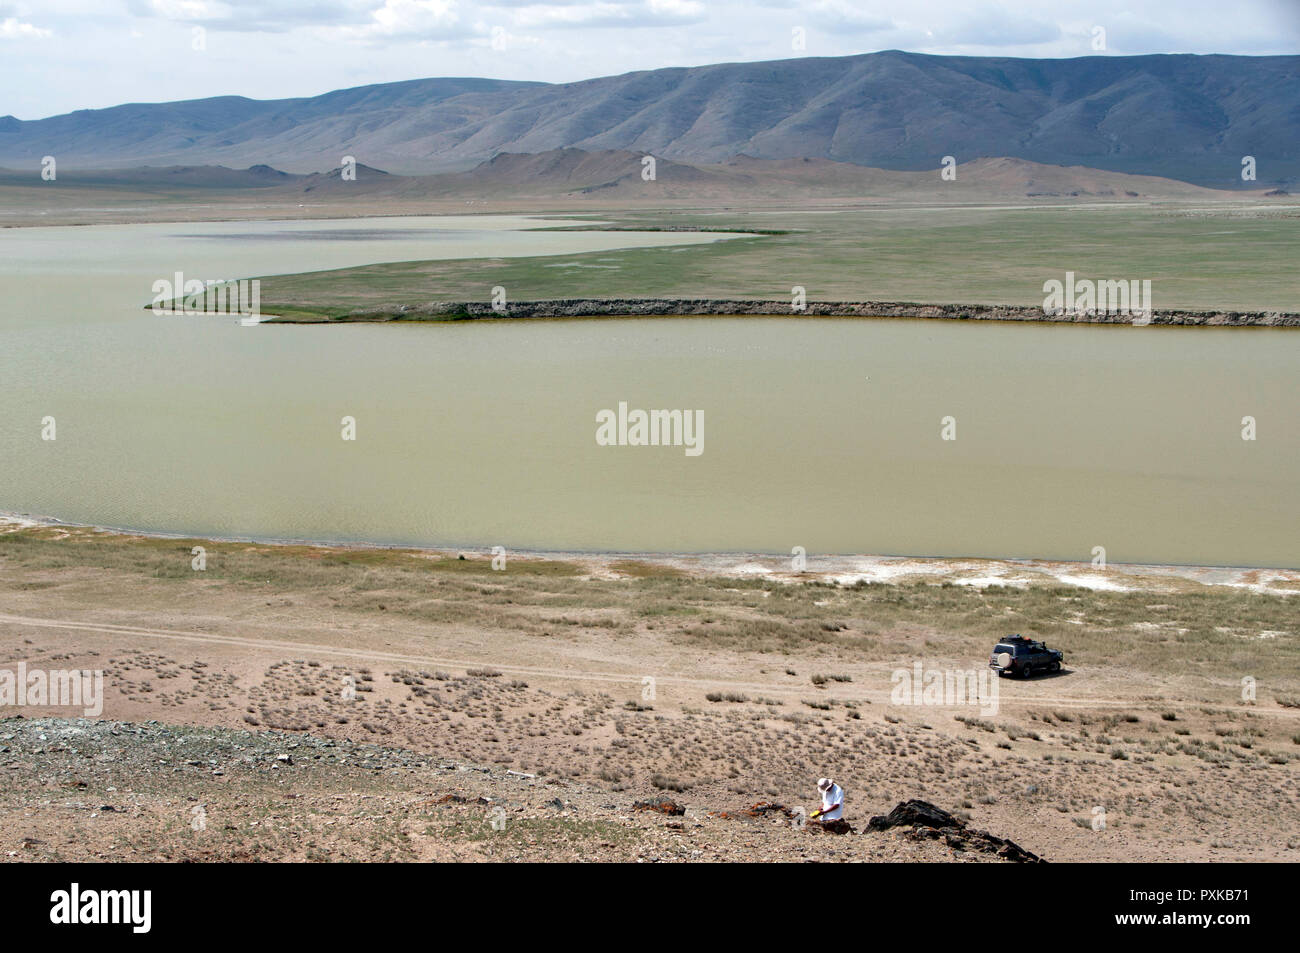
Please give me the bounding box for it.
[0,149,1274,203]
[2,52,1296,188]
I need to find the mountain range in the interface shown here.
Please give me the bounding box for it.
[2,51,1296,188]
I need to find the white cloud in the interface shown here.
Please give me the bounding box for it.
[511,3,634,28]
[143,0,223,19]
[347,0,462,38]
[646,0,704,21]
[0,15,50,38]
[505,1,705,30]
[125,0,377,32]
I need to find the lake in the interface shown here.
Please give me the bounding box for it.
[1,216,1296,568]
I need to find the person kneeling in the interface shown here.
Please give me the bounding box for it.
[810,777,852,833]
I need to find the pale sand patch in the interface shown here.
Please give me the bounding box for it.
[1131,621,1189,634]
[953,575,1030,589]
[1053,574,1133,592]
[1218,571,1300,596]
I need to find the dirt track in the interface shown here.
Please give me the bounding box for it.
[3,611,1297,721]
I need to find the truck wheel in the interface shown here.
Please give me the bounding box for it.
[1051,661,1061,673]
[1022,665,1033,679]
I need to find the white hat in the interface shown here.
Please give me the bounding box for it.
[817,777,833,792]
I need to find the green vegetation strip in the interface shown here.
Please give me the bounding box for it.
[244,205,1300,320]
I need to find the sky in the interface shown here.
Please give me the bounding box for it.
[2,0,1298,119]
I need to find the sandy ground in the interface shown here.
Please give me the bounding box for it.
[1,520,1298,862]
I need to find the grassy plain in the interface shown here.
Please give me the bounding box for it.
[252,203,1300,319]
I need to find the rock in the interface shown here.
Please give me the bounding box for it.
[709,801,796,821]
[997,840,1040,863]
[810,818,855,835]
[866,799,961,832]
[864,799,1044,863]
[633,796,685,816]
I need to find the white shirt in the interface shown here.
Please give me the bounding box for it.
[820,783,843,821]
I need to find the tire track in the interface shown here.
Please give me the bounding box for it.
[2,611,1295,718]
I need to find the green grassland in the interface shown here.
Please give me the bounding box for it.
[253,203,1300,320]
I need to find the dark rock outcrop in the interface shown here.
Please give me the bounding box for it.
[865,799,1044,863]
[867,799,962,832]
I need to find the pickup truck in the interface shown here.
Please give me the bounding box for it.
[989,635,1063,679]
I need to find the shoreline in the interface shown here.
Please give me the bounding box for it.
[5,511,1297,595]
[258,297,1300,327]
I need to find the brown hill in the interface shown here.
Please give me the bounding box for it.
[286,148,1268,203]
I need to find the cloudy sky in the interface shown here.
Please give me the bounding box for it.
[3,0,1298,119]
